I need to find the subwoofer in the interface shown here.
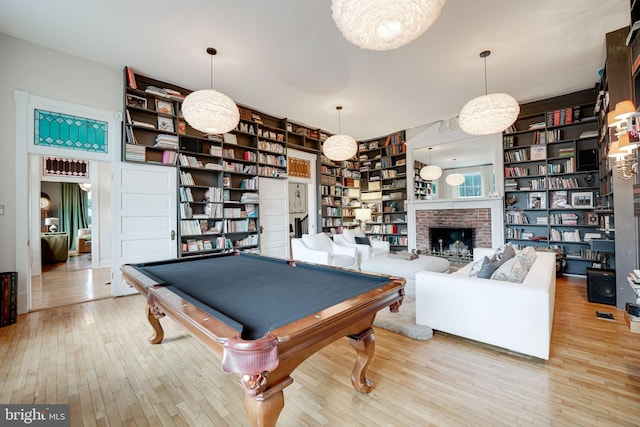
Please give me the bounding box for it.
[587,268,616,306]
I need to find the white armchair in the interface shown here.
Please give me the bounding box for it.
[291,232,358,269]
[333,228,390,267]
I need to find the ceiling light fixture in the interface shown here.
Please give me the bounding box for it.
[445,158,465,186]
[458,50,520,136]
[181,47,240,135]
[323,106,358,162]
[331,0,446,51]
[419,147,442,180]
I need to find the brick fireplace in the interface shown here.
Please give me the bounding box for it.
[415,208,493,251]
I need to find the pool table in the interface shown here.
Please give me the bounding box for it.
[121,252,405,427]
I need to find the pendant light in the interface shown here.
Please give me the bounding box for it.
[182,48,240,135]
[419,147,442,180]
[331,0,446,51]
[445,158,464,186]
[458,50,520,136]
[323,106,358,162]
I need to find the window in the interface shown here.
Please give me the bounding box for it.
[458,173,482,198]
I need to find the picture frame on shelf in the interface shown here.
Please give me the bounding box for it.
[126,94,147,110]
[528,192,546,209]
[530,145,547,160]
[586,212,599,226]
[571,191,593,208]
[550,190,568,208]
[155,99,174,115]
[157,117,175,132]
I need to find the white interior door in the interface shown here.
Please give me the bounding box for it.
[111,162,177,296]
[258,177,289,259]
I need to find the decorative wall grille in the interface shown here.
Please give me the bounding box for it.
[43,157,90,178]
[288,157,311,178]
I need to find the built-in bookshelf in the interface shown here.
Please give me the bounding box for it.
[503,92,609,274]
[413,160,435,200]
[359,131,408,251]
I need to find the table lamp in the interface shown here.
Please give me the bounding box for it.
[45,217,59,232]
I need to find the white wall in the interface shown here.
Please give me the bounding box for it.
[0,33,121,280]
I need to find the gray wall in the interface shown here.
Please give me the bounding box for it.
[0,33,121,275]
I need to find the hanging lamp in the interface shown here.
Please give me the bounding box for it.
[445,158,464,186]
[182,47,240,135]
[458,50,520,136]
[323,106,358,162]
[419,147,442,180]
[331,0,446,51]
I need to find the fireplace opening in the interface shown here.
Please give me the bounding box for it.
[430,227,474,255]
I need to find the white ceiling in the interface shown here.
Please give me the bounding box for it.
[0,0,630,141]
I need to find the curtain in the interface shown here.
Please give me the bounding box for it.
[59,183,89,250]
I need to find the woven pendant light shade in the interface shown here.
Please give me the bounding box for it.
[446,173,464,186]
[323,134,358,161]
[331,0,446,51]
[420,164,443,181]
[458,93,520,136]
[182,47,240,135]
[182,89,240,134]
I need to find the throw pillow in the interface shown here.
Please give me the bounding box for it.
[490,256,530,283]
[517,246,537,268]
[468,256,500,279]
[354,236,371,246]
[494,243,516,264]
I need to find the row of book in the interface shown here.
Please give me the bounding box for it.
[125,144,146,162]
[383,143,406,156]
[505,212,529,224]
[549,228,580,242]
[224,161,257,174]
[181,237,229,253]
[549,213,578,225]
[546,107,581,127]
[259,166,286,177]
[259,153,286,167]
[504,166,529,177]
[504,148,530,163]
[258,140,286,154]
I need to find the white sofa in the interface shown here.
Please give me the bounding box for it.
[415,247,557,360]
[333,228,390,268]
[291,232,358,269]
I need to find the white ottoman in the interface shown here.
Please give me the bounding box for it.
[361,254,450,295]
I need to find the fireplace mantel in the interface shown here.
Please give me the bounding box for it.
[408,197,504,250]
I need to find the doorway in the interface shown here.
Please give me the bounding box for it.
[32,172,111,310]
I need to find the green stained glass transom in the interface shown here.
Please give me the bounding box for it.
[34,109,108,153]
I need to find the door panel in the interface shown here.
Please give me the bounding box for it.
[259,178,289,259]
[111,162,177,296]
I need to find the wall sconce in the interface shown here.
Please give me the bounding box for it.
[607,100,639,180]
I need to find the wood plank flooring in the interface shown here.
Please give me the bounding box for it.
[1,275,639,426]
[32,255,111,311]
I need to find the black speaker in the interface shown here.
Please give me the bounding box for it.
[587,268,616,305]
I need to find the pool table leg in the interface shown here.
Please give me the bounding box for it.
[243,377,292,427]
[348,328,375,393]
[146,304,165,344]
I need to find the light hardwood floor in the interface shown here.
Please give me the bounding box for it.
[1,275,639,426]
[32,254,111,311]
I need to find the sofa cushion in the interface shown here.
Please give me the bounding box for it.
[302,233,332,252]
[354,236,371,246]
[342,228,364,244]
[518,246,537,268]
[469,256,500,278]
[490,256,530,283]
[495,243,516,263]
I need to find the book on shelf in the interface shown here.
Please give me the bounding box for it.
[125,66,137,89]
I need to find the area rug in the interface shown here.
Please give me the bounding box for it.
[373,296,433,340]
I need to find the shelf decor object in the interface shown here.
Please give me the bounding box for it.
[330,0,446,51]
[323,106,358,162]
[445,158,464,186]
[458,50,520,136]
[181,48,240,135]
[419,147,442,180]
